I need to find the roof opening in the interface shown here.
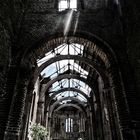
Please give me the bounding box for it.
[58,0,77,11]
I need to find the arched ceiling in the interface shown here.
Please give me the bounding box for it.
[50,96,86,112]
[47,87,90,104]
[42,74,94,95]
[54,103,86,115]
[35,37,112,117]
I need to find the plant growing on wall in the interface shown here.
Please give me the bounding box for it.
[30,123,48,140]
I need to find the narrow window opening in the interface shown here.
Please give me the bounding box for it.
[66,118,73,132]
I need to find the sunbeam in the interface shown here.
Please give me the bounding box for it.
[64,10,74,36]
[74,12,80,35]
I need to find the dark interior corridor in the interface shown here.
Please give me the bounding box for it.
[0,0,140,140]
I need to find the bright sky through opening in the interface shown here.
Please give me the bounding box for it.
[59,0,77,11]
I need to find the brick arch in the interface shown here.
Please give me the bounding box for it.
[45,87,92,118]
[22,31,117,65]
[50,96,88,117]
[42,73,96,95]
[22,34,130,116]
[54,103,85,114]
[46,87,90,106]
[11,34,131,140]
[39,55,108,86]
[22,34,114,89]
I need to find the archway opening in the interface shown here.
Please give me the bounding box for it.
[25,36,123,140]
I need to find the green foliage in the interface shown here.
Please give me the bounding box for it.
[30,123,48,140]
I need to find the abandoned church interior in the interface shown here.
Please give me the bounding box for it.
[0,0,140,140]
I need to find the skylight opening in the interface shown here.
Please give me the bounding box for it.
[50,79,67,91]
[37,43,84,67]
[70,0,77,9]
[49,78,91,97]
[72,79,91,96]
[40,60,88,79]
[52,91,87,102]
[58,0,77,11]
[76,95,87,102]
[62,100,72,104]
[37,52,54,67]
[37,42,92,99]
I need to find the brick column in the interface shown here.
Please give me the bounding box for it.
[4,68,30,140]
[89,92,97,140]
[0,66,18,139]
[104,88,122,140]
[108,66,137,140]
[36,84,46,124]
[20,82,34,140]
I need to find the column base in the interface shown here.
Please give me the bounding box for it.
[4,131,19,140]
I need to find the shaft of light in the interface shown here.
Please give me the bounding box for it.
[74,12,80,35]
[64,10,74,36]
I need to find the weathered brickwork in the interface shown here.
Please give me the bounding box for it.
[0,0,140,139]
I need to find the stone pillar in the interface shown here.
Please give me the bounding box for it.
[103,88,119,140]
[89,94,97,140]
[36,101,44,124]
[48,117,52,140]
[44,110,49,128]
[4,68,30,140]
[108,66,137,140]
[96,101,104,140]
[89,111,94,140]
[20,82,34,140]
[36,84,46,124]
[94,80,104,140]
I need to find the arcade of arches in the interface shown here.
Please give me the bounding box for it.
[0,0,140,140]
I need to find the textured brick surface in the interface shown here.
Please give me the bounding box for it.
[0,0,140,139]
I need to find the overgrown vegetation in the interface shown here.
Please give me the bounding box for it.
[30,123,48,140]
